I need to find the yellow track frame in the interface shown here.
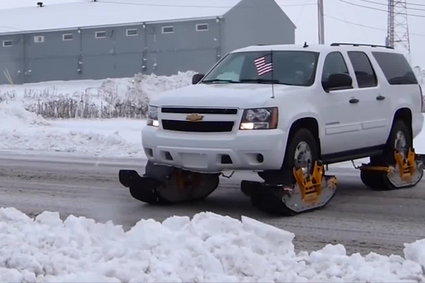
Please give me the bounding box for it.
[175,170,201,191]
[360,148,418,182]
[394,149,417,181]
[293,161,337,204]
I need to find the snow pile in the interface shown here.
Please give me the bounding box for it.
[0,72,197,156]
[404,239,425,269]
[0,72,195,118]
[0,208,424,282]
[0,101,48,128]
[0,102,142,156]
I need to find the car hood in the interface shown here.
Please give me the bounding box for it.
[149,83,283,108]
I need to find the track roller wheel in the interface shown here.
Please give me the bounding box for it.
[360,148,424,190]
[360,120,423,190]
[119,161,219,204]
[242,162,337,215]
[247,128,337,215]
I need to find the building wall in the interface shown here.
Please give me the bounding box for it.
[80,25,144,79]
[0,0,295,84]
[221,0,295,55]
[24,31,81,82]
[0,20,221,84]
[0,34,25,84]
[144,19,220,75]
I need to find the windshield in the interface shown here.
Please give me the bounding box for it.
[202,51,319,86]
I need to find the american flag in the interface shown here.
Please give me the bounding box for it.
[254,55,273,76]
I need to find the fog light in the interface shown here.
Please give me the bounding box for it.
[221,154,232,164]
[256,154,264,163]
[164,151,173,161]
[144,148,153,157]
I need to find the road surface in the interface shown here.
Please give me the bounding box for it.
[0,150,424,256]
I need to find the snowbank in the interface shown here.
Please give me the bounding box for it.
[0,208,424,282]
[0,101,143,157]
[0,72,195,119]
[0,72,197,156]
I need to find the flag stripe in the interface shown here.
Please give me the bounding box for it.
[254,55,273,76]
[257,64,272,72]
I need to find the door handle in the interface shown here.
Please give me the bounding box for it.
[376,95,386,101]
[349,98,359,104]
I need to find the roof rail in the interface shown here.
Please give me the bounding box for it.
[330,42,393,49]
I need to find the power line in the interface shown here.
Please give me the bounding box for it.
[338,0,425,18]
[100,0,318,9]
[325,14,425,37]
[98,0,233,9]
[356,0,425,7]
[396,0,425,7]
[355,0,425,11]
[280,3,316,7]
[325,14,386,31]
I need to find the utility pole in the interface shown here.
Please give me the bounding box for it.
[386,0,410,54]
[386,0,394,47]
[318,0,324,44]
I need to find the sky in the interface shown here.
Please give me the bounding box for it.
[0,73,424,281]
[0,0,424,68]
[277,0,425,69]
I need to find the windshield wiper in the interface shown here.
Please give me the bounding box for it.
[239,79,281,84]
[202,79,238,84]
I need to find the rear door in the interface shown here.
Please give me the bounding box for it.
[347,51,389,147]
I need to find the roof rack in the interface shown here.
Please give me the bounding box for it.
[330,43,393,49]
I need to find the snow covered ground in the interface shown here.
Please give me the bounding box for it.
[1,208,424,282]
[0,74,425,281]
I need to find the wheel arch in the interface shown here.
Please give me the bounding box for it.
[391,108,413,142]
[287,117,321,156]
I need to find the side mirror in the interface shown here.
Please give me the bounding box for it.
[322,73,353,92]
[192,74,205,84]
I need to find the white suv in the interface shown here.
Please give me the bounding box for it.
[121,43,424,214]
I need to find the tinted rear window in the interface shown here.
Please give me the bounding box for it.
[372,52,417,85]
[348,51,377,88]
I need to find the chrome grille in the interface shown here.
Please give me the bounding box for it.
[160,107,238,133]
[162,120,234,132]
[161,107,238,115]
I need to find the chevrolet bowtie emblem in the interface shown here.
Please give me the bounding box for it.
[186,113,204,122]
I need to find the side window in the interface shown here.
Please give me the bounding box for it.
[162,26,174,34]
[196,23,208,32]
[2,40,13,47]
[126,29,138,37]
[348,51,377,88]
[95,31,107,39]
[62,33,73,41]
[34,35,45,43]
[322,52,349,83]
[372,52,417,85]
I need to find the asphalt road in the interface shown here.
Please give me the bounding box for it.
[0,150,424,256]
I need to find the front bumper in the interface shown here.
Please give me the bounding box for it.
[142,126,286,173]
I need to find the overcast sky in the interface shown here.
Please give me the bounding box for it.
[277,0,425,69]
[0,0,423,69]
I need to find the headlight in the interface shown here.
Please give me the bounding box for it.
[240,107,278,130]
[147,106,159,127]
